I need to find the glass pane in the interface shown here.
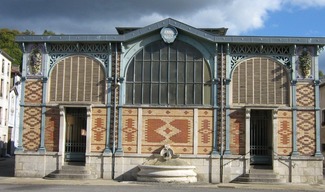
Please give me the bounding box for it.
[126,60,134,81]
[195,61,203,82]
[161,61,168,82]
[186,84,194,104]
[204,84,211,105]
[152,47,160,61]
[125,83,133,104]
[169,61,177,83]
[178,62,185,83]
[135,61,142,82]
[152,84,159,104]
[136,50,143,60]
[194,84,202,104]
[143,83,150,104]
[204,60,211,82]
[134,84,142,104]
[170,47,177,61]
[143,61,151,82]
[169,84,177,105]
[178,48,186,61]
[144,46,151,60]
[161,46,168,61]
[152,61,159,82]
[178,84,185,105]
[187,61,194,83]
[160,84,168,104]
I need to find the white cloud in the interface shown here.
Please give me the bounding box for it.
[287,0,325,8]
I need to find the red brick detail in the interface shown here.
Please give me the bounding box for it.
[145,119,167,143]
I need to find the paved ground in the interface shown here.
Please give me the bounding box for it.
[0,156,325,191]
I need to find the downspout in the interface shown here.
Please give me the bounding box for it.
[112,43,117,153]
[220,44,224,182]
[104,42,112,154]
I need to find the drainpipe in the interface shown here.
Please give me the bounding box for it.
[112,43,118,154]
[220,44,224,182]
[104,42,112,154]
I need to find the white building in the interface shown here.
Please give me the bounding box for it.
[0,49,13,157]
[8,66,21,155]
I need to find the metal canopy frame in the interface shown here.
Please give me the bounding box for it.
[15,18,325,46]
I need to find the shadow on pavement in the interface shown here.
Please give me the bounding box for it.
[0,156,15,177]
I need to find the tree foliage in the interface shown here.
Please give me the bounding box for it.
[0,28,23,65]
[0,29,56,66]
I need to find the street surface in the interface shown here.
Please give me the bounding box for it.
[0,183,319,192]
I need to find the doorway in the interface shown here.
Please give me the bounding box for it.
[65,107,87,162]
[250,110,272,165]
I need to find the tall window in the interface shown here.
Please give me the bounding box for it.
[125,40,211,106]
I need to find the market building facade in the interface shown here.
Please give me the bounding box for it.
[15,18,324,183]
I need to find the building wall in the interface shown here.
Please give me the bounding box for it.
[0,51,12,156]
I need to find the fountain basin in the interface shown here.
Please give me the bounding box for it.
[137,164,197,183]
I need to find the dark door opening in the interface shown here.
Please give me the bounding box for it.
[65,107,87,162]
[250,110,272,165]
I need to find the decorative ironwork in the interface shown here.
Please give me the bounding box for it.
[90,53,109,67]
[231,55,247,68]
[49,43,109,53]
[49,53,68,69]
[231,44,290,55]
[272,55,291,68]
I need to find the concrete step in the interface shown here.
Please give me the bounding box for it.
[45,163,97,180]
[233,166,286,184]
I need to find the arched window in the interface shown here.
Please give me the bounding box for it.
[125,40,211,106]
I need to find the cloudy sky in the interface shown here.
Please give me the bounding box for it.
[1,0,325,70]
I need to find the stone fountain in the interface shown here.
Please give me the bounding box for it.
[137,144,197,183]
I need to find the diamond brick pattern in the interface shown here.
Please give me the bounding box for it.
[229,110,245,155]
[297,111,315,156]
[91,108,107,152]
[198,109,213,154]
[25,81,43,103]
[296,83,314,107]
[45,107,60,152]
[122,108,138,153]
[142,109,193,154]
[277,111,292,155]
[23,107,41,151]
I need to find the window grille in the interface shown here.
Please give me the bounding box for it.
[125,40,211,106]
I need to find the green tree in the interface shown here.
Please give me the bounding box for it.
[319,70,324,78]
[43,30,56,35]
[0,28,23,65]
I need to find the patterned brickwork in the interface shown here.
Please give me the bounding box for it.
[198,109,213,154]
[277,110,292,155]
[229,110,245,155]
[25,80,43,103]
[296,83,314,107]
[23,107,41,151]
[45,107,60,152]
[122,108,138,153]
[91,108,107,152]
[297,111,315,156]
[142,109,193,154]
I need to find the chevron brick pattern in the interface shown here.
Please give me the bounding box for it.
[198,109,213,154]
[91,108,107,152]
[297,111,315,156]
[45,107,60,152]
[277,110,292,155]
[122,108,138,153]
[296,83,314,107]
[142,109,193,154]
[229,110,245,155]
[25,80,43,103]
[23,107,41,151]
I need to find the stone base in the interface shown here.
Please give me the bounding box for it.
[137,165,197,183]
